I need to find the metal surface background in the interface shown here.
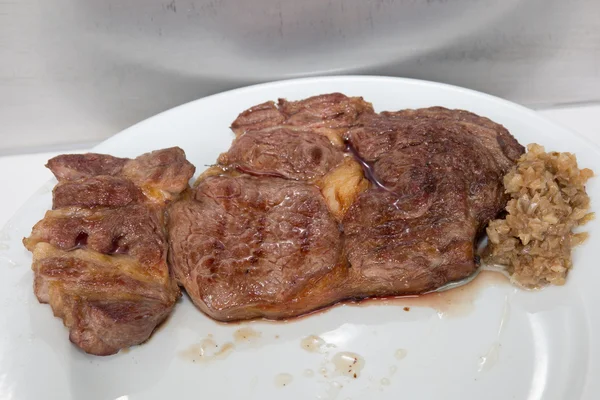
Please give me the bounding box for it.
[1,0,599,153]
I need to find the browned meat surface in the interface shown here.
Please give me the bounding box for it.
[230,93,373,138]
[218,128,344,180]
[221,93,373,180]
[27,206,166,267]
[52,176,145,209]
[46,153,127,181]
[347,109,523,222]
[230,101,286,137]
[277,92,373,132]
[343,109,524,295]
[49,148,195,205]
[24,147,195,355]
[169,95,524,321]
[168,175,342,321]
[121,147,196,202]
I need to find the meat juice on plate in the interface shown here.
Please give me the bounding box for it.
[179,337,235,363]
[346,269,510,318]
[300,335,329,353]
[331,352,365,378]
[274,373,293,388]
[233,326,262,343]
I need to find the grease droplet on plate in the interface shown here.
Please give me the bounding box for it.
[381,377,391,386]
[300,335,327,353]
[179,338,235,362]
[332,352,365,378]
[394,348,407,360]
[274,373,293,387]
[233,326,261,343]
[303,369,314,377]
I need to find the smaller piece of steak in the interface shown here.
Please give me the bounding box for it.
[24,147,195,355]
[46,153,127,181]
[50,147,195,206]
[230,93,374,138]
[168,174,343,321]
[221,93,373,181]
[218,128,344,180]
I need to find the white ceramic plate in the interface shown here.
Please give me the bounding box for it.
[1,76,599,400]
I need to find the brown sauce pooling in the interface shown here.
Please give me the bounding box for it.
[348,270,510,317]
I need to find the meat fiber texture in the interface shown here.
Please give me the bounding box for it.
[168,93,525,322]
[24,147,195,355]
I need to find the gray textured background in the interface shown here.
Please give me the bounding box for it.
[1,0,599,153]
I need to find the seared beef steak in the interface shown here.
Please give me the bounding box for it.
[168,174,342,321]
[169,96,524,321]
[52,176,145,209]
[230,93,374,140]
[342,109,525,295]
[220,93,373,180]
[218,128,344,180]
[24,147,194,355]
[220,92,372,221]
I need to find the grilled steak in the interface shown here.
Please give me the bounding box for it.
[169,95,524,321]
[218,128,345,180]
[24,147,195,355]
[342,109,525,295]
[230,93,374,139]
[220,93,373,180]
[168,174,343,320]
